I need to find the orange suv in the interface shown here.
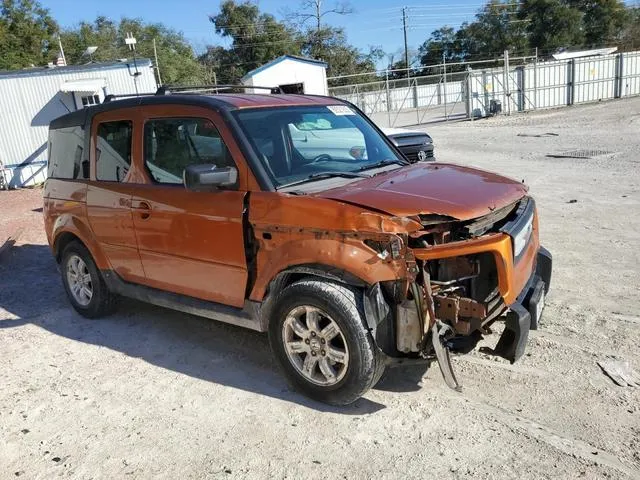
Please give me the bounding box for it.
[44,86,551,405]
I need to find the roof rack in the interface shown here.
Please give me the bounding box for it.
[103,92,156,103]
[155,84,284,95]
[102,84,283,103]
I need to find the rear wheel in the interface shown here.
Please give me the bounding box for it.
[60,241,117,318]
[269,279,384,405]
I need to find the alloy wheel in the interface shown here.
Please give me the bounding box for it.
[66,254,93,307]
[282,305,350,386]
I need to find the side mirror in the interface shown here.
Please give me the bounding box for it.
[183,164,238,191]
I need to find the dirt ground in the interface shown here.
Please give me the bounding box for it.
[1,98,639,479]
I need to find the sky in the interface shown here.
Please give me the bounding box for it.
[40,0,486,62]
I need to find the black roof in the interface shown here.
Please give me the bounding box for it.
[49,95,233,129]
[49,92,350,129]
[0,58,152,79]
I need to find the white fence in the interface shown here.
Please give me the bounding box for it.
[467,51,640,117]
[331,77,466,116]
[329,50,640,127]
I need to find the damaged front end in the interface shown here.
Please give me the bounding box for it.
[382,197,552,391]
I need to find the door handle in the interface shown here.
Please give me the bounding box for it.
[132,200,151,220]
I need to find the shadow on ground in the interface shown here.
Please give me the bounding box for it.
[375,364,431,393]
[0,243,387,414]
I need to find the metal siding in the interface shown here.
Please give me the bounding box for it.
[415,83,439,109]
[622,52,640,97]
[330,49,640,125]
[574,56,616,103]
[389,86,413,111]
[528,60,569,109]
[0,62,156,187]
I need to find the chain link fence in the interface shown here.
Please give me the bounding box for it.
[328,50,640,128]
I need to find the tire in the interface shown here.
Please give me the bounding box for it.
[60,241,117,318]
[269,279,385,405]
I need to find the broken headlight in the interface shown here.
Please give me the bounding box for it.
[512,208,534,257]
[364,235,404,260]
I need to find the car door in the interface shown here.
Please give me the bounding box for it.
[131,107,248,308]
[85,110,145,282]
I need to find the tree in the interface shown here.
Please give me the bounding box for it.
[198,45,233,84]
[60,17,204,85]
[208,0,302,83]
[301,26,377,81]
[417,1,528,74]
[286,0,352,33]
[418,26,461,71]
[285,0,352,57]
[0,0,58,70]
[619,6,640,50]
[519,0,584,53]
[460,0,528,58]
[567,0,628,47]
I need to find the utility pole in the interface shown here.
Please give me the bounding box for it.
[443,52,448,120]
[533,47,538,109]
[125,32,140,96]
[57,34,67,66]
[402,6,410,87]
[153,38,163,86]
[503,49,510,115]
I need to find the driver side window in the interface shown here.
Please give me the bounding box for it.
[143,117,234,185]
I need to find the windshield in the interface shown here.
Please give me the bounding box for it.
[232,105,406,188]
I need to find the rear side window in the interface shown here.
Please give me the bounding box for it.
[96,121,132,182]
[144,118,234,185]
[48,126,86,179]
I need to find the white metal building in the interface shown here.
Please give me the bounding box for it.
[241,55,328,95]
[0,59,157,188]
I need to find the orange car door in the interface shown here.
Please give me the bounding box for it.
[85,111,145,282]
[131,109,248,308]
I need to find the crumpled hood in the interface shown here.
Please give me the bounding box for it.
[314,163,528,221]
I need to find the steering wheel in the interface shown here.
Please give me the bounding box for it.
[310,154,333,164]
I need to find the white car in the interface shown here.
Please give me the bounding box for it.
[288,119,434,163]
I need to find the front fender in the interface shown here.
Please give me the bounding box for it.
[249,230,409,301]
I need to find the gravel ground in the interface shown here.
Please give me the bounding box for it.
[0,187,44,248]
[1,98,639,479]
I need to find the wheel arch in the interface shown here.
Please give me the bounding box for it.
[51,216,109,269]
[253,263,398,342]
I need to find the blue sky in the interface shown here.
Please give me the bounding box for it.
[41,0,485,61]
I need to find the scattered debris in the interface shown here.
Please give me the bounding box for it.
[547,149,613,159]
[597,358,640,387]
[568,199,578,204]
[517,132,559,137]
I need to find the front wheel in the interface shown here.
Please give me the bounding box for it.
[269,279,384,405]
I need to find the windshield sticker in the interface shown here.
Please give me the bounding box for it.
[327,105,355,116]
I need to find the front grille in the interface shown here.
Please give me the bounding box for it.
[404,149,434,163]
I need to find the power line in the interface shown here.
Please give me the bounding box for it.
[228,38,302,48]
[407,2,522,8]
